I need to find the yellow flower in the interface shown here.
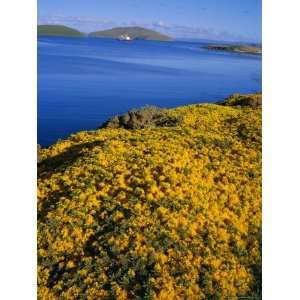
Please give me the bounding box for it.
[66,261,75,269]
[38,94,261,299]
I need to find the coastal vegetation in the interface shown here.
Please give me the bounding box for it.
[37,25,84,37]
[205,44,262,55]
[89,26,172,41]
[38,93,261,299]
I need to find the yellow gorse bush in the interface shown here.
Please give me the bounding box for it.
[38,94,261,299]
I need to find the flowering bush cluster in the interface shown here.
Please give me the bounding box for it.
[38,94,261,299]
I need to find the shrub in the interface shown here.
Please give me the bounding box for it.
[38,97,261,299]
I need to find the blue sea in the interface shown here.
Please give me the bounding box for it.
[38,36,262,147]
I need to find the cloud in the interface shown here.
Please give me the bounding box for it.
[149,23,258,42]
[152,20,171,30]
[38,15,117,33]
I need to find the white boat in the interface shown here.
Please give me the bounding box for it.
[118,34,132,41]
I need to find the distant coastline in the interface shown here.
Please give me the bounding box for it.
[89,26,172,41]
[37,25,262,47]
[37,25,84,37]
[38,24,172,41]
[204,44,262,55]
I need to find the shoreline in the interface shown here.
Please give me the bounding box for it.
[38,93,262,150]
[204,44,262,55]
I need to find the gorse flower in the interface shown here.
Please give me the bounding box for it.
[38,94,261,299]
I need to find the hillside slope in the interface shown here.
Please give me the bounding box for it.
[37,25,84,37]
[89,26,172,41]
[38,94,262,299]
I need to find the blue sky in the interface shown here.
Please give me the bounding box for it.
[38,0,261,42]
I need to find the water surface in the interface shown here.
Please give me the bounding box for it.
[38,37,261,146]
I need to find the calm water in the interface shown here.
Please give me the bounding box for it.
[38,36,261,146]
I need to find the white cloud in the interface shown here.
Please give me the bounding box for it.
[38,16,117,33]
[152,20,171,29]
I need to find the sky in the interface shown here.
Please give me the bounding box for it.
[38,0,262,42]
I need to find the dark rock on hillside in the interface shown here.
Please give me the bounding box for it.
[100,106,182,129]
[219,93,262,107]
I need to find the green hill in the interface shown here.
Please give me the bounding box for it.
[37,25,84,37]
[38,93,261,299]
[89,26,172,41]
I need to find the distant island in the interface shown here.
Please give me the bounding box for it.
[205,44,262,55]
[89,26,172,41]
[37,25,172,41]
[37,25,84,37]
